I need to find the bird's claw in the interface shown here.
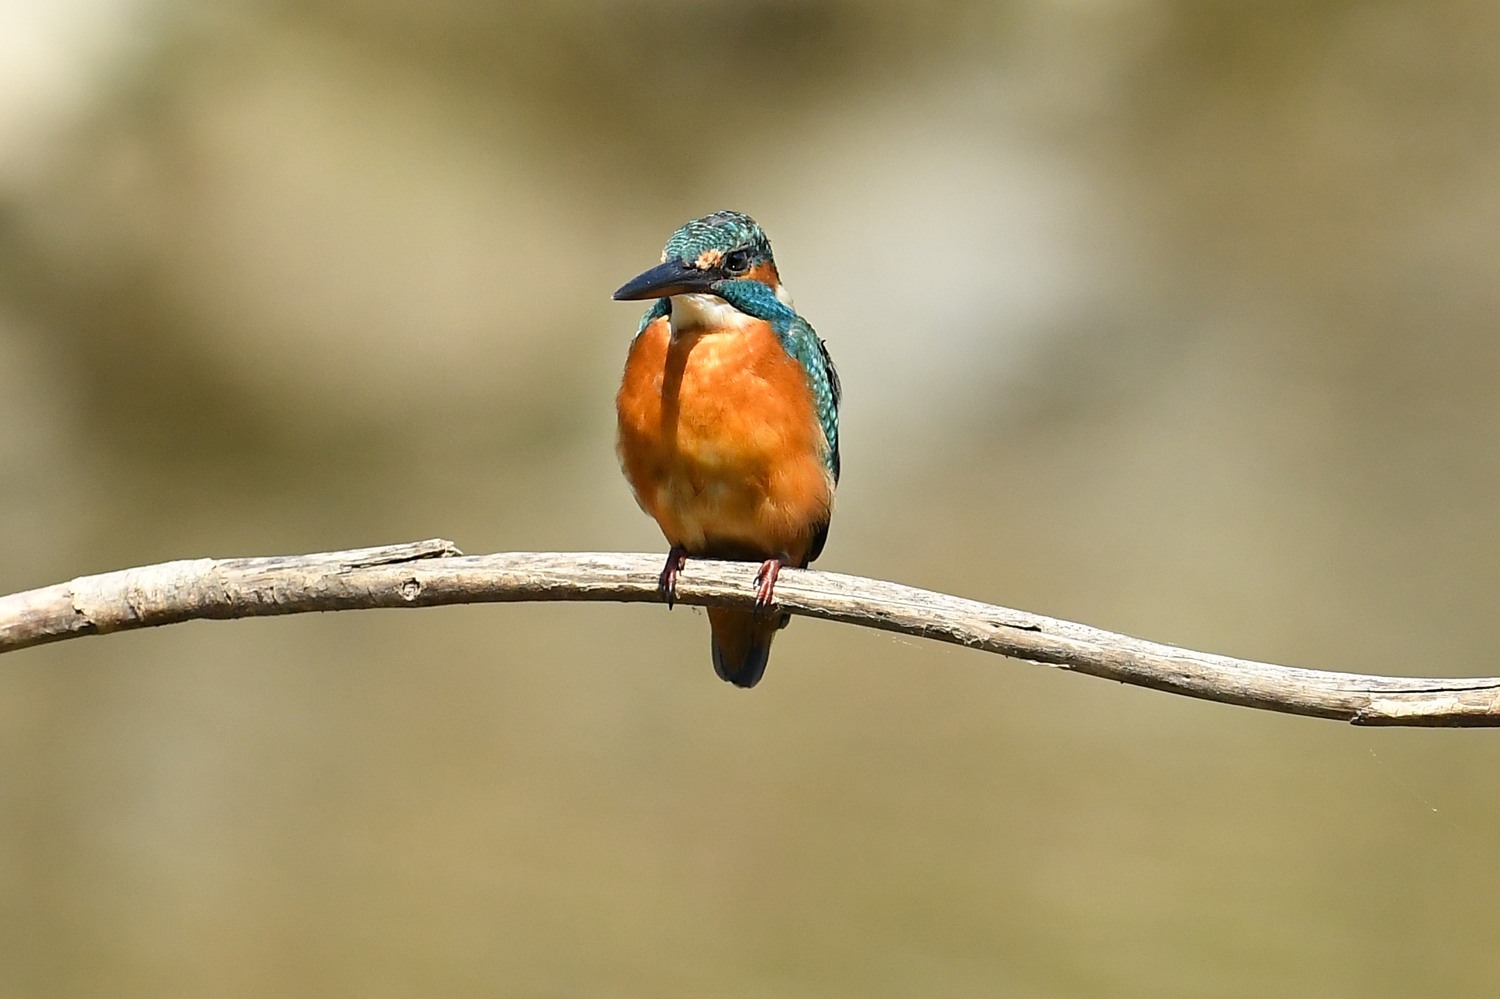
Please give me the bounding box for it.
[657,547,688,608]
[752,558,784,617]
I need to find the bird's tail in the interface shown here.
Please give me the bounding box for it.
[708,608,786,689]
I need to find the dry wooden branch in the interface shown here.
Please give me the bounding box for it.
[2,539,1497,726]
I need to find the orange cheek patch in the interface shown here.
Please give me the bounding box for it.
[744,260,781,289]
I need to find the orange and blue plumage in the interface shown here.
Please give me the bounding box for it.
[614,211,840,688]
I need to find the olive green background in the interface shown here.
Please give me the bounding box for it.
[3,2,1499,995]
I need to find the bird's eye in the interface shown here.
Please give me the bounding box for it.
[723,249,751,274]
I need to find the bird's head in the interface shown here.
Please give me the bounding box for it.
[613,210,790,313]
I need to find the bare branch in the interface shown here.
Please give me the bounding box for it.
[2,540,1496,726]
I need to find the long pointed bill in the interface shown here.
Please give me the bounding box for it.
[612,259,716,301]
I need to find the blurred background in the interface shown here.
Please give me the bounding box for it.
[3,1,1499,994]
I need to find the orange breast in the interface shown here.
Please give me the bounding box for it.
[616,314,834,562]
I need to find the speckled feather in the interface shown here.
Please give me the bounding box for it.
[661,210,773,268]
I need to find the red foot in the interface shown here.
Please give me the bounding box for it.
[658,547,688,608]
[753,558,785,616]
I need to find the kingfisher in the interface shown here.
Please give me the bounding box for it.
[614,211,840,688]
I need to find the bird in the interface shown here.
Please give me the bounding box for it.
[614,210,840,688]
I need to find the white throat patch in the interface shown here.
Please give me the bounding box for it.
[669,293,755,336]
[668,282,794,337]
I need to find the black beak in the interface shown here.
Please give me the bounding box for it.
[612,258,716,301]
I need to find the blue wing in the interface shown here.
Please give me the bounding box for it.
[781,315,840,483]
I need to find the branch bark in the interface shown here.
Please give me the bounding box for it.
[2,539,1496,727]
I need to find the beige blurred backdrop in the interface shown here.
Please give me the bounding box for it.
[3,2,1500,995]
